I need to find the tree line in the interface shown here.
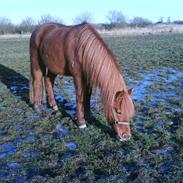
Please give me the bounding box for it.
[0,10,182,34]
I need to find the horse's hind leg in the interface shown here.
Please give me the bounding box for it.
[30,46,45,113]
[32,69,44,113]
[45,71,58,111]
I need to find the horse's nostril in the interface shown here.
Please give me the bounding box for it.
[122,133,130,139]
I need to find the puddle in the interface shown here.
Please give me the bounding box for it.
[154,146,175,159]
[0,172,9,180]
[159,161,180,176]
[122,162,139,182]
[131,68,183,102]
[0,135,36,159]
[55,95,65,103]
[65,109,76,115]
[134,123,153,134]
[48,68,181,120]
[0,135,39,181]
[134,123,145,133]
[0,143,16,159]
[156,120,165,126]
[16,124,24,131]
[64,103,76,108]
[7,162,21,169]
[9,77,102,118]
[23,150,40,158]
[26,114,40,121]
[123,162,138,172]
[9,83,28,100]
[55,78,102,112]
[56,124,69,138]
[65,141,78,150]
[59,151,75,160]
[0,170,26,183]
[0,130,7,137]
[10,84,28,95]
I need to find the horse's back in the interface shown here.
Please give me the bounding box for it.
[30,23,65,48]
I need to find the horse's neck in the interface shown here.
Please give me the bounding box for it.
[102,68,126,92]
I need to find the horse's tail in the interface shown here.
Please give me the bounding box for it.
[29,31,46,106]
[29,73,34,105]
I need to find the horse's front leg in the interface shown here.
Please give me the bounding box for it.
[84,84,92,120]
[73,75,87,129]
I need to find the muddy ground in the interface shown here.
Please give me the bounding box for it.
[0,33,183,182]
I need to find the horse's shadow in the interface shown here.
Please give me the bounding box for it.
[0,64,114,138]
[0,64,29,103]
[86,115,114,138]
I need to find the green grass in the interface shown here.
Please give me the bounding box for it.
[0,33,183,182]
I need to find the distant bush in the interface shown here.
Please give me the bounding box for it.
[0,15,65,35]
[38,14,63,25]
[130,17,152,27]
[0,17,15,34]
[173,20,183,25]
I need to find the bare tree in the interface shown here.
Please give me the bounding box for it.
[19,17,36,33]
[167,17,171,24]
[73,11,93,24]
[0,17,14,34]
[156,17,164,24]
[106,10,127,28]
[21,17,35,26]
[38,14,63,25]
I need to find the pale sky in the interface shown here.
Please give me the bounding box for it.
[0,0,182,24]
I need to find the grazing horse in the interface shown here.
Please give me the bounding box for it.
[29,22,134,141]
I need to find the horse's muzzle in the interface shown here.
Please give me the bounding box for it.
[117,133,131,142]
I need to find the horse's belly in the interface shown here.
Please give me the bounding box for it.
[45,58,71,76]
[39,32,72,76]
[40,46,71,76]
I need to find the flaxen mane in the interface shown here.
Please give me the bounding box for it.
[75,23,134,121]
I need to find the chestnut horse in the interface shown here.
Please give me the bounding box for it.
[29,22,134,141]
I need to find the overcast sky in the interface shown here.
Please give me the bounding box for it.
[0,0,182,24]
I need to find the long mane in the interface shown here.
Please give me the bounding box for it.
[76,23,129,121]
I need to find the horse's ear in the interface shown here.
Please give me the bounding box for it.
[113,91,124,113]
[128,88,133,95]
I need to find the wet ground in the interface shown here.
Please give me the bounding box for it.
[0,33,183,182]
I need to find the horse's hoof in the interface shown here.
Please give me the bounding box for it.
[79,124,87,129]
[34,106,41,114]
[53,105,58,111]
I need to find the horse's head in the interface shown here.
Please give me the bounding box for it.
[111,89,134,142]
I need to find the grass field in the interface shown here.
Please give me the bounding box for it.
[0,32,183,182]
